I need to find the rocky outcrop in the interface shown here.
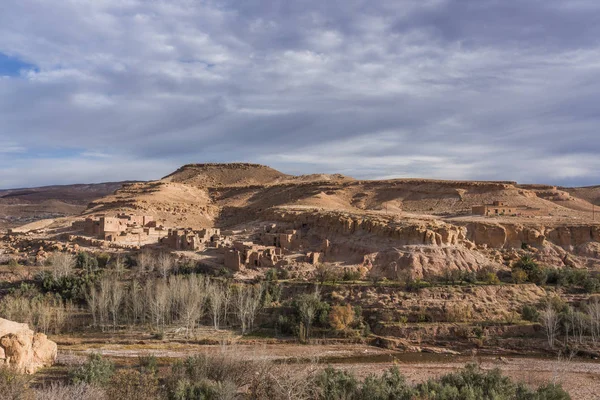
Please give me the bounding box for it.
[266,209,467,246]
[365,246,501,279]
[0,318,57,373]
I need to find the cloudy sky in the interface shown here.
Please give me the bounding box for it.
[1,0,599,188]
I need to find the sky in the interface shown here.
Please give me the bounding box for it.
[1,0,599,188]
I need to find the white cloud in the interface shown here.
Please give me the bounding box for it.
[0,0,599,187]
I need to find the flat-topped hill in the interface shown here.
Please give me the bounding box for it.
[162,163,289,187]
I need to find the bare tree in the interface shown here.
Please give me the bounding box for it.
[107,277,124,331]
[248,284,264,331]
[208,280,226,330]
[173,275,207,336]
[48,252,75,279]
[587,298,600,344]
[126,279,144,326]
[136,249,155,274]
[540,305,560,348]
[99,279,112,330]
[233,284,263,334]
[147,280,169,330]
[85,286,99,328]
[156,252,175,279]
[110,254,127,276]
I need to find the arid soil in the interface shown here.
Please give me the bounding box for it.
[59,342,600,400]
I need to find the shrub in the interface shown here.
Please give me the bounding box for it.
[165,354,250,400]
[521,305,540,322]
[107,369,161,400]
[342,269,361,281]
[96,253,111,269]
[138,354,158,374]
[416,363,532,399]
[314,366,359,400]
[69,353,115,386]
[512,268,528,284]
[7,258,19,270]
[583,277,600,294]
[278,269,290,280]
[514,255,543,284]
[484,272,501,285]
[263,280,282,306]
[534,383,571,400]
[34,382,107,400]
[276,314,297,335]
[359,367,414,400]
[314,264,339,284]
[265,269,278,282]
[329,304,355,332]
[0,366,33,400]
[76,252,99,272]
[40,271,100,301]
[405,279,431,292]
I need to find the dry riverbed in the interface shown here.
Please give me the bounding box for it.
[58,342,600,400]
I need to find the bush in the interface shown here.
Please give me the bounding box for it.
[7,258,19,270]
[34,382,107,400]
[521,305,540,322]
[342,269,361,281]
[76,252,99,272]
[314,366,359,400]
[483,272,501,285]
[40,270,100,301]
[416,363,532,399]
[69,353,115,386]
[276,314,297,335]
[107,369,161,400]
[138,354,158,374]
[329,304,355,332]
[514,255,543,284]
[96,253,111,269]
[0,366,33,400]
[165,354,250,400]
[263,280,282,306]
[264,269,278,282]
[278,269,290,280]
[314,264,339,284]
[512,268,528,284]
[534,383,571,400]
[360,367,414,400]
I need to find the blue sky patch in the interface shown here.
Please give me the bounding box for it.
[0,53,36,77]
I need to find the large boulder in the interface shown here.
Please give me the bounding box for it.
[0,318,57,373]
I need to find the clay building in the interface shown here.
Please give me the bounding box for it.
[161,228,223,251]
[472,201,540,217]
[224,241,285,271]
[72,214,162,243]
[258,224,302,250]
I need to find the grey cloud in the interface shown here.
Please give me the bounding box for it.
[0,0,599,188]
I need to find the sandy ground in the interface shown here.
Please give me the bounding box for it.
[61,343,600,400]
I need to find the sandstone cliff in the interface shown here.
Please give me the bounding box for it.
[0,318,57,373]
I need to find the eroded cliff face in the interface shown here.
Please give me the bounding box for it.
[263,209,600,278]
[265,209,467,246]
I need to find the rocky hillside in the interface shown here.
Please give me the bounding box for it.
[0,181,132,230]
[10,164,600,278]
